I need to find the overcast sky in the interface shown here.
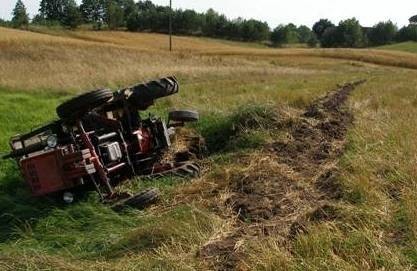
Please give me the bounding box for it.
[1,0,416,28]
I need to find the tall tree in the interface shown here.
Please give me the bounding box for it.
[368,21,397,45]
[12,0,29,28]
[202,8,221,37]
[320,26,341,47]
[80,0,105,29]
[409,15,417,25]
[307,34,319,47]
[105,0,124,29]
[174,9,200,34]
[397,25,417,42]
[239,19,269,41]
[39,0,66,22]
[32,14,47,25]
[62,0,82,29]
[297,25,314,43]
[271,24,299,45]
[312,19,334,41]
[118,0,136,26]
[337,18,364,47]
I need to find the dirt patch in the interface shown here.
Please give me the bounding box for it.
[198,234,244,271]
[196,80,365,270]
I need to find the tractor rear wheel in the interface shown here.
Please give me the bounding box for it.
[56,89,113,120]
[128,76,179,109]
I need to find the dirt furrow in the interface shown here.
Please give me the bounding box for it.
[199,80,366,270]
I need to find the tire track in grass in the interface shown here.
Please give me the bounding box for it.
[199,80,366,270]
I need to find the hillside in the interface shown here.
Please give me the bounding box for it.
[378,41,417,54]
[0,27,417,270]
[2,27,417,91]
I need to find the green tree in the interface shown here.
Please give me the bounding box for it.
[81,0,105,29]
[32,14,47,25]
[307,34,319,47]
[312,19,334,41]
[62,0,82,29]
[410,15,417,25]
[126,10,139,31]
[224,18,243,40]
[319,18,364,48]
[174,9,200,34]
[125,3,270,43]
[240,19,269,41]
[368,21,397,45]
[105,1,124,29]
[271,24,299,45]
[297,25,314,43]
[137,0,155,11]
[320,26,341,47]
[39,0,66,22]
[118,0,136,26]
[397,25,417,42]
[337,18,364,47]
[202,9,221,37]
[11,0,29,28]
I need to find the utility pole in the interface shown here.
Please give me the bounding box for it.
[169,0,172,51]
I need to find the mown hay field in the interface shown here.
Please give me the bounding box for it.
[0,26,417,270]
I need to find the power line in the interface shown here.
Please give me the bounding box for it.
[169,0,172,51]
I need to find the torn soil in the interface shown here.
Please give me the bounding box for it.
[192,80,366,270]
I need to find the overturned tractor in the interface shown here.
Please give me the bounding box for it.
[3,76,201,209]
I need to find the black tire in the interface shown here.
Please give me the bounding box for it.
[56,89,113,120]
[169,110,199,122]
[128,76,179,108]
[112,188,160,211]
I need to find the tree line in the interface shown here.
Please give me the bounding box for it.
[6,0,417,47]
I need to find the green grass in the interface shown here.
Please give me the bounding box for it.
[0,87,285,269]
[0,88,221,269]
[378,41,417,54]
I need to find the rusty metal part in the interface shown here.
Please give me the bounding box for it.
[145,162,201,179]
[20,148,95,196]
[77,120,114,196]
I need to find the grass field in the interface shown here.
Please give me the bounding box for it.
[0,26,417,270]
[378,41,417,54]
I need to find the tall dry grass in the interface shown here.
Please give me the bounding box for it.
[2,26,417,92]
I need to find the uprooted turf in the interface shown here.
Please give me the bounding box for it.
[191,81,365,270]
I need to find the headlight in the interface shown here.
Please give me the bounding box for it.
[46,135,58,148]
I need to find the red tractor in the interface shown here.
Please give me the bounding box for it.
[2,76,201,209]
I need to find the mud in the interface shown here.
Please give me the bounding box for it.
[199,80,365,270]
